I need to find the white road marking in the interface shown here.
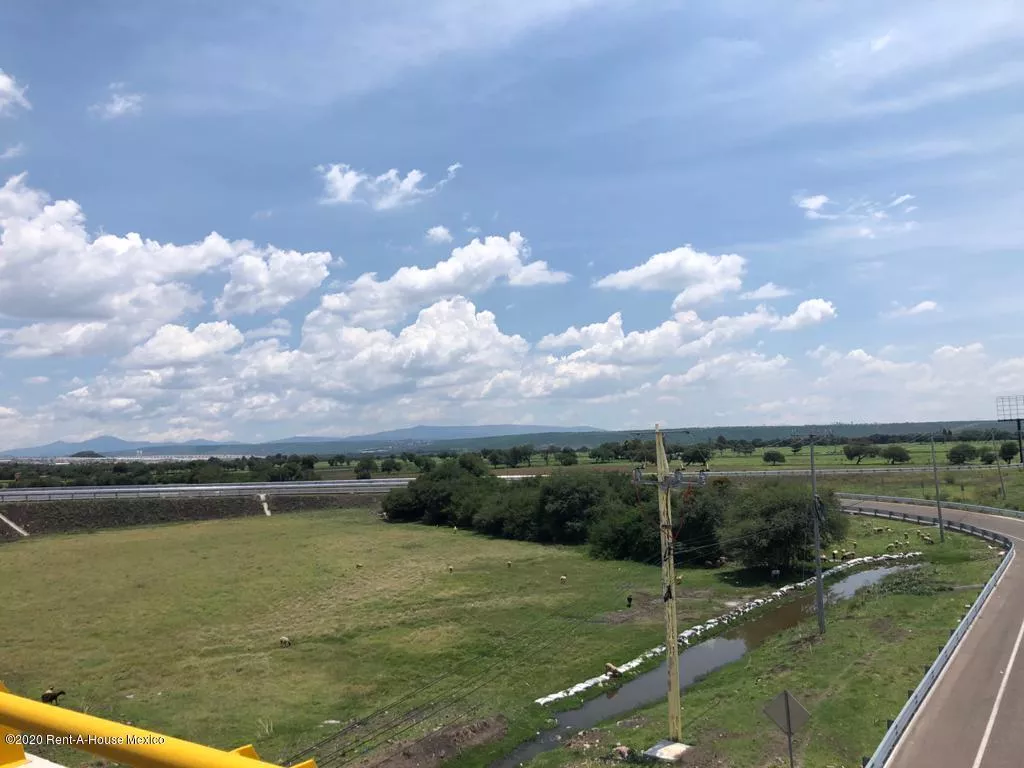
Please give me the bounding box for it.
[876,506,1018,768]
[970,615,1024,768]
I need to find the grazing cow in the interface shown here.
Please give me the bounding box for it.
[560,575,567,584]
[770,568,781,580]
[626,594,633,608]
[448,565,454,574]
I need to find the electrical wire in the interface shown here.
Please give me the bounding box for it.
[310,546,671,768]
[293,441,825,765]
[284,538,677,766]
[309,517,805,767]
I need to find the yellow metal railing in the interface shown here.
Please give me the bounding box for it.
[0,683,315,768]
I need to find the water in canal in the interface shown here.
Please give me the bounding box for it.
[493,564,916,768]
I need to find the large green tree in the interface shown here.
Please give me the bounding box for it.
[881,445,911,464]
[1000,441,1020,465]
[722,483,847,571]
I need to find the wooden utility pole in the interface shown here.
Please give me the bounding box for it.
[809,439,826,635]
[655,424,683,743]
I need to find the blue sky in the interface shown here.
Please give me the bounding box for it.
[0,0,1022,448]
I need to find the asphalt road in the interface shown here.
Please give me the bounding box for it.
[844,500,1024,768]
[0,464,1010,503]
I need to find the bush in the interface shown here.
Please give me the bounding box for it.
[722,482,847,570]
[947,443,978,465]
[535,473,608,544]
[556,450,579,466]
[881,445,911,464]
[380,487,422,522]
[673,485,727,565]
[1000,441,1019,465]
[588,499,659,563]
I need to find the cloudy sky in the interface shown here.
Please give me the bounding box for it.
[0,0,1022,448]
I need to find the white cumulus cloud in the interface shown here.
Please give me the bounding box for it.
[884,300,940,318]
[245,319,292,340]
[313,232,569,329]
[215,246,334,316]
[426,225,453,243]
[0,69,30,114]
[318,162,461,211]
[796,194,834,219]
[0,173,333,357]
[740,282,793,300]
[123,322,245,367]
[773,299,838,331]
[594,245,745,308]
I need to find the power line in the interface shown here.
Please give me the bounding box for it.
[294,449,829,765]
[318,516,816,766]
[285,539,677,766]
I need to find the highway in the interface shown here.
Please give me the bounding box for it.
[0,464,1011,503]
[843,499,1024,768]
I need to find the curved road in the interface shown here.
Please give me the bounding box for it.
[844,499,1024,768]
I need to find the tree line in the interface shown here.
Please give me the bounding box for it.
[381,455,848,571]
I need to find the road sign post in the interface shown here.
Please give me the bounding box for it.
[764,690,810,768]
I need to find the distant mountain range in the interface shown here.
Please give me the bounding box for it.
[0,425,605,458]
[1,420,1010,459]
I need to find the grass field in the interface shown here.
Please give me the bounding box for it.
[0,500,939,768]
[0,507,810,767]
[826,466,1024,511]
[526,527,999,768]
[310,441,1017,481]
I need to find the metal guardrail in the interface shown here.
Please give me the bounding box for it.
[841,492,1024,519]
[1,464,1014,503]
[841,497,1015,767]
[0,479,411,503]
[0,475,544,503]
[0,682,314,768]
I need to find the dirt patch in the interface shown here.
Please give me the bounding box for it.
[565,728,609,753]
[869,617,910,642]
[784,632,826,654]
[676,745,730,767]
[598,591,661,624]
[351,716,507,768]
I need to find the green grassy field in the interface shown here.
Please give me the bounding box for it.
[526,527,999,768]
[826,466,1024,511]
[0,501,939,768]
[0,507,815,767]
[311,441,1016,480]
